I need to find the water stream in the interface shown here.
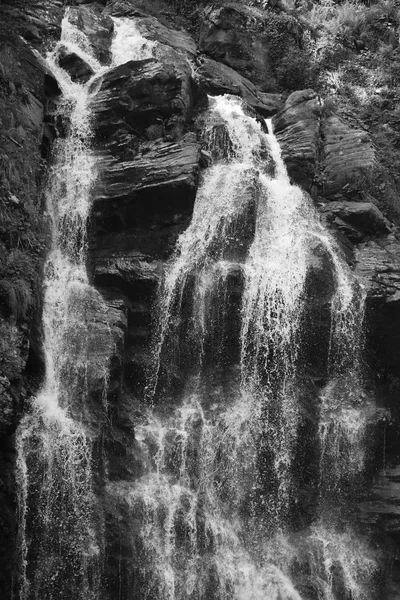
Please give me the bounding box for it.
[15,12,154,600]
[128,96,376,599]
[16,10,377,600]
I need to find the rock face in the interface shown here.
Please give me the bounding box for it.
[2,0,400,599]
[198,2,306,92]
[272,89,322,190]
[272,90,378,198]
[361,466,400,534]
[196,56,284,116]
[198,2,302,90]
[0,1,65,596]
[321,116,377,196]
[92,57,201,151]
[199,3,269,77]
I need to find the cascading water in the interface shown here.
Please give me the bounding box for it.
[15,12,155,600]
[16,18,106,600]
[16,8,378,599]
[129,94,377,600]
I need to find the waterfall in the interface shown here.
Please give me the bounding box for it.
[15,8,378,599]
[15,12,155,600]
[130,94,377,600]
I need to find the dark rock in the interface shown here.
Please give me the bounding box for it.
[302,238,337,381]
[199,2,304,90]
[196,57,283,116]
[68,5,114,64]
[92,58,198,157]
[0,6,64,596]
[355,236,400,303]
[129,15,197,58]
[356,236,400,374]
[93,137,200,232]
[21,24,41,43]
[44,73,61,97]
[321,201,392,240]
[272,91,378,200]
[57,47,94,83]
[199,3,270,85]
[272,89,322,190]
[94,251,161,296]
[360,466,400,533]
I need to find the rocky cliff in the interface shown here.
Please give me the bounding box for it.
[2,0,400,598]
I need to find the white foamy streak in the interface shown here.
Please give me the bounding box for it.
[126,394,301,600]
[111,17,156,66]
[60,11,102,72]
[240,119,365,518]
[16,15,114,599]
[149,95,265,395]
[307,523,376,600]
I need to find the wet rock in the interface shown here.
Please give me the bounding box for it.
[196,57,283,116]
[92,58,199,157]
[94,251,161,297]
[360,466,400,534]
[103,481,148,598]
[93,137,200,231]
[57,47,94,83]
[321,201,392,241]
[21,24,41,43]
[356,236,400,374]
[68,5,114,64]
[107,10,197,59]
[302,239,337,381]
[272,89,322,190]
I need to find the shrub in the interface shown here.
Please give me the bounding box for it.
[275,45,317,89]
[0,278,32,321]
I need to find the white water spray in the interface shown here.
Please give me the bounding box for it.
[139,94,376,599]
[15,11,155,599]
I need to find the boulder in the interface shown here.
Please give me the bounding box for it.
[196,57,283,116]
[272,89,322,190]
[321,201,392,241]
[57,47,94,83]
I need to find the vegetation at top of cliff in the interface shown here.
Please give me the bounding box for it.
[0,2,49,323]
[293,0,400,220]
